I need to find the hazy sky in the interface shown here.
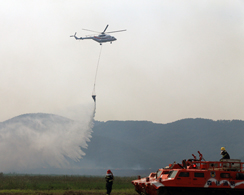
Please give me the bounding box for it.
[1,0,244,124]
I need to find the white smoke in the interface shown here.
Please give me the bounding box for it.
[0,103,95,172]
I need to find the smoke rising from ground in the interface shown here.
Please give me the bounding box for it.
[0,103,95,173]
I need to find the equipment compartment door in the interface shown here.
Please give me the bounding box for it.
[192,172,206,186]
[176,172,191,185]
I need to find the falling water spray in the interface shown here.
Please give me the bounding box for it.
[0,104,95,173]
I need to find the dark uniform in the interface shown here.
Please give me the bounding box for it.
[220,150,230,161]
[105,170,114,195]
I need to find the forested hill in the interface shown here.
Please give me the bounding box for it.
[1,114,244,176]
[83,118,244,171]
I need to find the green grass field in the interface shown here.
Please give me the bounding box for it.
[0,175,138,195]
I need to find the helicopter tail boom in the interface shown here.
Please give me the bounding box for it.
[70,32,84,40]
[70,33,95,40]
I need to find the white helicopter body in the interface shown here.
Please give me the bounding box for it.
[71,25,125,45]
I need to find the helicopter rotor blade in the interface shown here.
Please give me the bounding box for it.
[107,29,126,33]
[82,29,100,33]
[103,25,109,33]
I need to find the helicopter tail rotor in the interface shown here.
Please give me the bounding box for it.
[70,32,83,40]
[70,32,77,38]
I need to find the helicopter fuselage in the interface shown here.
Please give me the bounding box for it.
[93,34,116,43]
[78,34,116,44]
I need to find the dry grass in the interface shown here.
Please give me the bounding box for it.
[0,175,138,195]
[0,189,138,195]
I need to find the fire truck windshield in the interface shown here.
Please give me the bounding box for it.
[168,171,178,179]
[156,170,162,178]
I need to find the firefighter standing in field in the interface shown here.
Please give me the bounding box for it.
[105,169,114,195]
[220,147,230,161]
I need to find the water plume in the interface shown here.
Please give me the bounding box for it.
[0,103,95,173]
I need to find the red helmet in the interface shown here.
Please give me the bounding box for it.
[107,169,111,174]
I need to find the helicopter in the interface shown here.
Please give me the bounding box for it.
[70,25,126,45]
